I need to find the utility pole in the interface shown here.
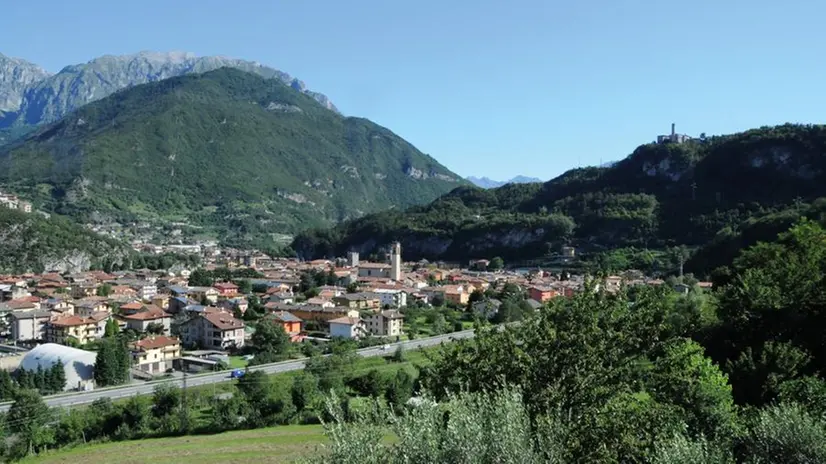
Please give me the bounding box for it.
[180,368,189,432]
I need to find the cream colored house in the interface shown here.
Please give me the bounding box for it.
[46,313,108,345]
[365,310,404,337]
[131,336,181,374]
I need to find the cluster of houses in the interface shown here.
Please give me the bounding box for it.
[0,241,712,376]
[0,191,32,213]
[0,269,254,374]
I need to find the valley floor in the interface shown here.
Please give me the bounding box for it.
[25,425,326,463]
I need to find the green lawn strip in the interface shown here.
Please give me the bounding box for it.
[26,425,327,464]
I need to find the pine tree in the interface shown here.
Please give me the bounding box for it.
[104,318,119,337]
[0,370,17,400]
[34,366,46,392]
[50,360,66,392]
[95,338,130,386]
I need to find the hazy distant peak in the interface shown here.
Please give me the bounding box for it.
[467,175,544,189]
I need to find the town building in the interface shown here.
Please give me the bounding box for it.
[189,286,220,304]
[213,282,239,298]
[131,336,182,374]
[656,123,691,144]
[332,292,381,310]
[528,286,559,303]
[20,344,97,391]
[329,316,366,339]
[180,311,245,349]
[390,242,402,281]
[10,310,52,341]
[357,263,391,279]
[118,304,172,334]
[372,288,408,308]
[270,311,304,341]
[46,314,108,345]
[365,310,404,337]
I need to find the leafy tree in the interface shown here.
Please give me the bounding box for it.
[309,388,560,464]
[48,360,66,393]
[646,339,737,441]
[188,268,214,287]
[726,341,813,406]
[95,337,131,386]
[347,369,388,398]
[96,283,112,297]
[209,393,246,432]
[717,219,826,375]
[104,318,120,337]
[430,314,446,335]
[0,370,16,400]
[54,409,88,449]
[119,396,150,438]
[291,372,320,411]
[236,370,277,427]
[385,369,414,411]
[7,389,53,457]
[489,256,505,271]
[235,279,252,295]
[250,317,291,355]
[652,434,733,464]
[305,350,357,394]
[740,403,826,463]
[778,376,826,417]
[151,383,181,419]
[145,322,165,335]
[390,345,406,363]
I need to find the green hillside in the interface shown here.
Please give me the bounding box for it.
[0,208,128,274]
[292,124,826,273]
[0,68,463,248]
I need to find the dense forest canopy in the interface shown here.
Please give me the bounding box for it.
[293,124,826,275]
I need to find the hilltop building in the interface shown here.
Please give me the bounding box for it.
[657,123,691,144]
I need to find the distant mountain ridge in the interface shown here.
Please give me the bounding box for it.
[0,50,338,139]
[293,124,826,270]
[0,67,463,249]
[466,175,544,189]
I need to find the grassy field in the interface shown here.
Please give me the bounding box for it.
[28,348,435,463]
[27,425,327,464]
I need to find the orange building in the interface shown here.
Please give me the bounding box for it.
[271,311,303,335]
[528,286,560,303]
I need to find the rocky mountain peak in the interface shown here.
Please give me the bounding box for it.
[0,50,339,132]
[0,53,51,113]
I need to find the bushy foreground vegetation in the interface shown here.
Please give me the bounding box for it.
[307,218,826,463]
[0,346,426,461]
[9,218,826,463]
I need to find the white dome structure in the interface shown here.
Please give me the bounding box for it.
[19,343,97,391]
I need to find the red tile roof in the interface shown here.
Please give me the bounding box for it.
[133,336,180,351]
[203,312,245,330]
[50,315,94,327]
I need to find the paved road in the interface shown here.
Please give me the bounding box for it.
[0,329,476,412]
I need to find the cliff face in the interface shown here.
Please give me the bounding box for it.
[0,208,129,274]
[0,53,51,114]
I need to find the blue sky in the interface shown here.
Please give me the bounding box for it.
[4,1,825,180]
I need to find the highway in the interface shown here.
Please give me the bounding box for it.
[0,329,476,412]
